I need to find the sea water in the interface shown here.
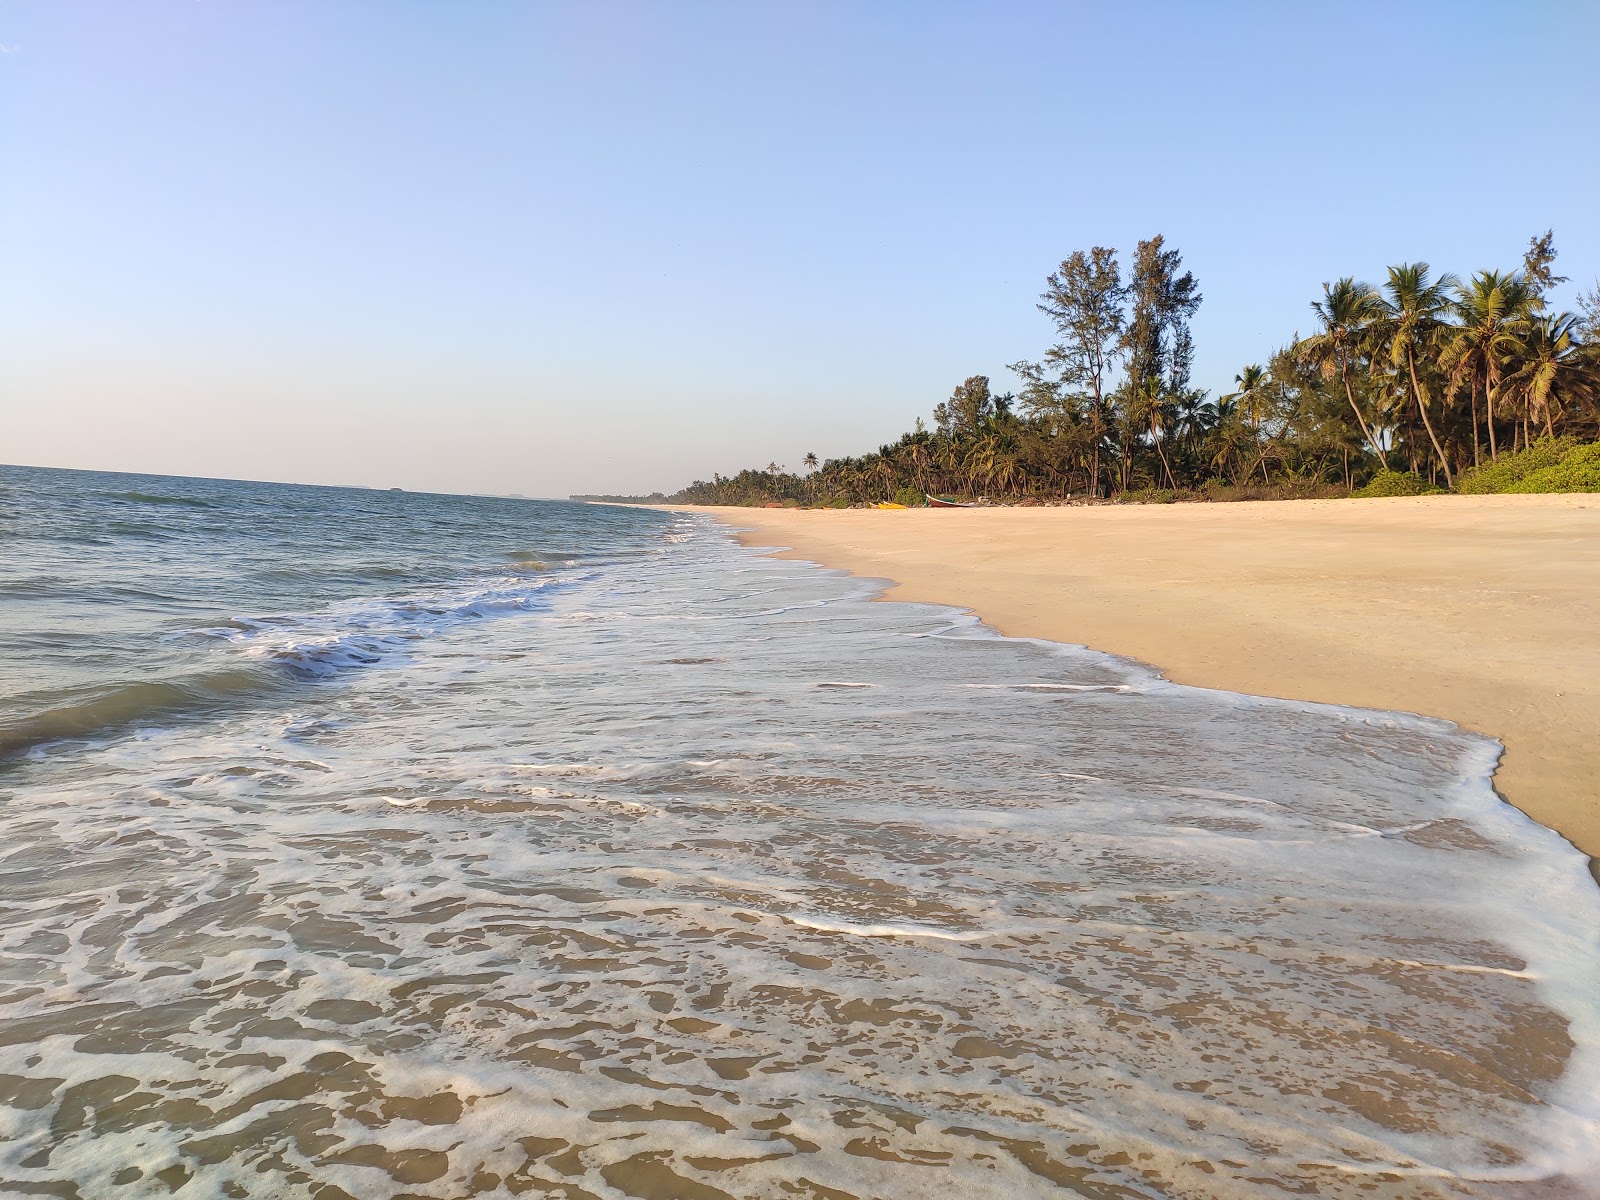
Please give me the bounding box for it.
[1,463,1598,1199]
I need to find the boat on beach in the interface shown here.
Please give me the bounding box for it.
[926,496,974,508]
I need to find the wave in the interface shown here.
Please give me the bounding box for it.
[0,667,287,759]
[109,490,213,508]
[199,574,568,676]
[3,574,572,758]
[505,549,579,570]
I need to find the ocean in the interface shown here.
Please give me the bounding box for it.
[2,463,1598,1199]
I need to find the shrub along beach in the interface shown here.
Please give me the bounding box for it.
[621,232,1600,508]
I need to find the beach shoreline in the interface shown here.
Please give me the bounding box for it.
[654,494,1600,860]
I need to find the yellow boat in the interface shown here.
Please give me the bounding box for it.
[872,502,909,510]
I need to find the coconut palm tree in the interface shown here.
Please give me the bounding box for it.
[1503,314,1595,444]
[1123,377,1177,489]
[1371,263,1460,486]
[1223,365,1269,424]
[1222,365,1279,482]
[1298,278,1387,467]
[1442,271,1534,463]
[802,452,818,472]
[1206,394,1254,484]
[1173,390,1216,468]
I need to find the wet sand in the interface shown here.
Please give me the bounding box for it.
[662,495,1600,859]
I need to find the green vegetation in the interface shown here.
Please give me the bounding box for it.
[1450,437,1600,494]
[1505,443,1600,493]
[571,491,667,504]
[647,230,1600,507]
[1457,438,1576,494]
[1354,470,1445,498]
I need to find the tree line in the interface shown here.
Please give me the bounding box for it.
[656,232,1600,506]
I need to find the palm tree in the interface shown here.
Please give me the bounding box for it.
[802,452,818,472]
[1503,314,1595,443]
[901,429,933,493]
[1222,365,1267,421]
[1442,271,1534,463]
[1299,278,1388,467]
[1221,364,1275,482]
[1371,263,1460,487]
[1206,393,1253,484]
[1173,390,1217,465]
[1125,377,1178,489]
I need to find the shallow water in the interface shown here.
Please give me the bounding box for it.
[2,465,1599,1198]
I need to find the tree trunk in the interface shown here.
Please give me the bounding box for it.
[1487,381,1499,460]
[1153,427,1176,489]
[1407,350,1452,488]
[1252,438,1271,484]
[1468,377,1480,468]
[1090,396,1102,499]
[1341,364,1387,468]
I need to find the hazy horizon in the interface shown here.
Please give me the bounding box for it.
[0,459,604,502]
[5,1,1598,497]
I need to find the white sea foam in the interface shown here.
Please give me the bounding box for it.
[194,573,574,680]
[1,517,1598,1198]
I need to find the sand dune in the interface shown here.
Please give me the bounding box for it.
[667,494,1600,859]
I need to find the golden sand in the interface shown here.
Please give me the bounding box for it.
[664,495,1600,858]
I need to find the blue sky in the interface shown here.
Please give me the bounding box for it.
[4,1,1597,496]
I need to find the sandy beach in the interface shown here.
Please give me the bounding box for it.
[666,494,1600,859]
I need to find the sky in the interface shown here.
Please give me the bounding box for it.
[3,1,1598,498]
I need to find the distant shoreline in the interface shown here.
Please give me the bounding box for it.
[656,494,1600,861]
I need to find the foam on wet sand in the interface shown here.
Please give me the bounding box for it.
[669,495,1600,859]
[4,510,1600,1197]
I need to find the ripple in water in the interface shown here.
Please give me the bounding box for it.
[1,507,1598,1198]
